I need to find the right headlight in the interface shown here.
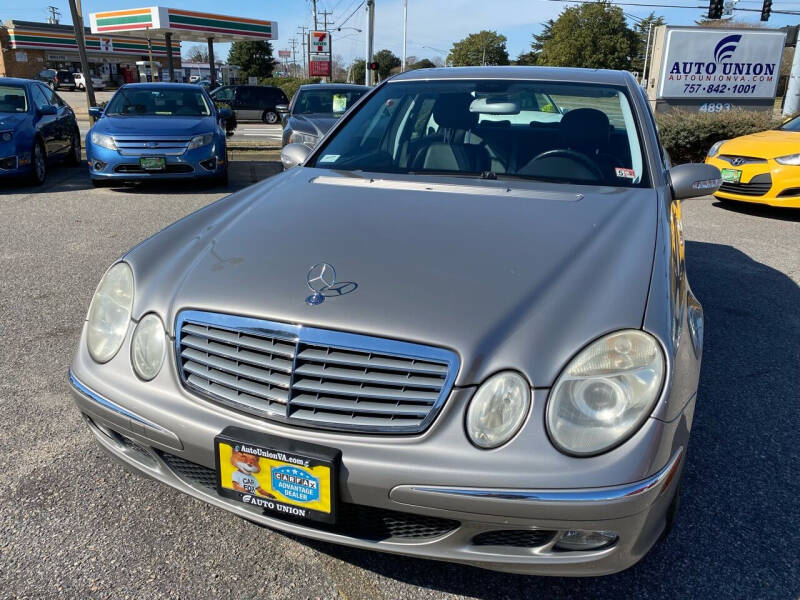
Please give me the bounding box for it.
[546,330,665,456]
[290,131,319,147]
[90,131,116,150]
[86,262,134,363]
[707,140,727,158]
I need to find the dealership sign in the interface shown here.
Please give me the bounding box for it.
[658,28,785,100]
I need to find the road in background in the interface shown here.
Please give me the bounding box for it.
[1,165,798,599]
[77,121,283,144]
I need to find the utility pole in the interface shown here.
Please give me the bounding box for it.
[318,10,334,30]
[312,0,318,30]
[365,0,375,85]
[67,0,96,108]
[641,23,653,86]
[402,0,407,71]
[297,26,309,77]
[784,43,800,116]
[289,37,298,77]
[47,6,61,24]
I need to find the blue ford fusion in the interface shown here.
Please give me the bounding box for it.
[0,77,81,185]
[86,83,229,186]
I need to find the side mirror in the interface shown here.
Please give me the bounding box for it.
[218,107,232,120]
[280,142,312,170]
[38,105,57,116]
[669,163,721,200]
[88,106,103,120]
[276,104,289,114]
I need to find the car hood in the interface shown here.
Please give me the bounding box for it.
[289,114,339,137]
[721,129,800,159]
[93,115,214,137]
[0,113,29,131]
[126,168,658,387]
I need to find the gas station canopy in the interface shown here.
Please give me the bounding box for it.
[89,7,278,43]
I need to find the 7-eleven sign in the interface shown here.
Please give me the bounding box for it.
[309,31,329,53]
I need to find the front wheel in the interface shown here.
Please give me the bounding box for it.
[262,110,279,124]
[65,129,81,166]
[78,83,85,90]
[29,141,46,185]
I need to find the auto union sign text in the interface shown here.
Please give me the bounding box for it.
[658,28,785,100]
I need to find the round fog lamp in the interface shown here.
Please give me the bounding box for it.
[130,313,166,380]
[466,371,530,449]
[554,530,618,551]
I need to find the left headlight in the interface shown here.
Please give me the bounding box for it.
[90,131,116,150]
[86,262,134,363]
[466,371,530,449]
[290,131,319,147]
[188,133,214,149]
[775,153,800,165]
[546,330,665,457]
[0,131,12,142]
[131,313,166,381]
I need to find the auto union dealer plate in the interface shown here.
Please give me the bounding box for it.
[215,427,339,524]
[720,168,742,184]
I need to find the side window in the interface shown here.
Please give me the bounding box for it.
[31,85,51,110]
[410,97,436,141]
[238,87,256,105]
[43,86,63,107]
[214,86,234,102]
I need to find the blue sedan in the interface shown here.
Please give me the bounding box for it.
[0,77,81,185]
[86,83,230,187]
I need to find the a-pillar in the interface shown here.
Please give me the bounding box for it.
[207,37,216,86]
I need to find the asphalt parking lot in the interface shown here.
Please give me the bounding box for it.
[1,161,798,599]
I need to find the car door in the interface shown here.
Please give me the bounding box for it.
[39,84,72,154]
[29,84,59,155]
[236,86,259,120]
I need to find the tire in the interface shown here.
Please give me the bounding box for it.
[29,141,46,185]
[78,83,85,90]
[65,129,81,166]
[262,110,279,124]
[210,167,228,187]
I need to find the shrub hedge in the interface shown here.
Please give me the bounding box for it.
[264,77,322,101]
[656,109,783,165]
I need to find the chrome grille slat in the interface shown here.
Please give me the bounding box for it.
[296,347,448,375]
[293,363,444,389]
[176,311,459,433]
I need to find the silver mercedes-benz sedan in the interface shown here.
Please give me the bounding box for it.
[69,67,720,576]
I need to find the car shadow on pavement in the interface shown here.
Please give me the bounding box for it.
[713,199,800,222]
[293,241,800,600]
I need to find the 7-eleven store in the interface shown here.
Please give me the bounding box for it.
[0,19,181,84]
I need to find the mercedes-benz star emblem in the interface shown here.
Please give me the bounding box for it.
[306,262,337,306]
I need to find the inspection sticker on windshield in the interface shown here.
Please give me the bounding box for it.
[615,167,636,179]
[319,154,340,163]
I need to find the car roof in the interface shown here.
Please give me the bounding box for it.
[120,82,206,91]
[390,66,633,85]
[0,77,35,86]
[298,83,369,91]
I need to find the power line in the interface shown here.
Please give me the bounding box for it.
[338,0,365,30]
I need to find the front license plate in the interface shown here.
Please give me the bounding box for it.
[720,168,742,184]
[215,426,339,524]
[140,156,166,171]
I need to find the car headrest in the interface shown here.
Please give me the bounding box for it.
[433,93,478,130]
[559,108,611,153]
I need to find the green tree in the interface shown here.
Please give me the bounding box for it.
[373,49,401,80]
[448,30,509,67]
[227,40,276,79]
[539,2,638,70]
[349,59,366,84]
[632,13,665,74]
[409,58,436,70]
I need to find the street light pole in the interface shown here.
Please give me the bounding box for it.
[67,0,96,108]
[402,0,407,71]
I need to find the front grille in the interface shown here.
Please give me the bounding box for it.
[717,155,767,166]
[176,311,458,433]
[159,451,459,541]
[472,529,556,548]
[113,136,192,156]
[718,173,771,197]
[114,163,194,174]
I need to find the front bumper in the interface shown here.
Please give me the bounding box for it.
[86,142,225,181]
[69,320,693,576]
[706,156,800,208]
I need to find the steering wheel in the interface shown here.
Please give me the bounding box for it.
[524,149,605,182]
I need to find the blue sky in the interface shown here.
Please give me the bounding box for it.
[4,0,799,64]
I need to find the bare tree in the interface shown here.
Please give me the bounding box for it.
[184,45,210,63]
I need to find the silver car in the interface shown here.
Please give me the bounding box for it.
[69,67,720,576]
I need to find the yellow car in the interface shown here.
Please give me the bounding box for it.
[705,115,800,208]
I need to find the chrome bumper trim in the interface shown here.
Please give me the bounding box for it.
[407,447,683,504]
[68,369,170,435]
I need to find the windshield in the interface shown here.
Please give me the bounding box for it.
[106,87,211,116]
[0,85,28,113]
[780,115,800,131]
[294,88,366,115]
[309,80,648,187]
